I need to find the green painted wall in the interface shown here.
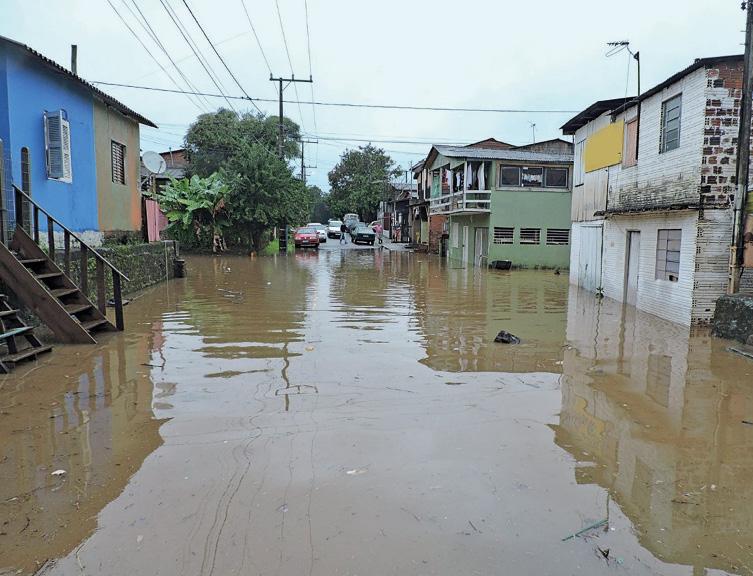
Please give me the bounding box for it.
[486,185,571,268]
[446,161,572,269]
[93,100,142,233]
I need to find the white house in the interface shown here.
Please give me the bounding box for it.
[562,55,753,326]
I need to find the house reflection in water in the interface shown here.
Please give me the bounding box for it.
[0,331,164,574]
[554,286,753,574]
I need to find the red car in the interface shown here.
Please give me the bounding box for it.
[294,227,320,249]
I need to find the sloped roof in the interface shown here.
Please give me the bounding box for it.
[433,145,572,164]
[560,98,634,135]
[0,35,157,128]
[610,54,743,117]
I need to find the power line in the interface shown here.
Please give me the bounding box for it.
[275,0,306,134]
[303,0,319,169]
[159,0,238,112]
[180,0,263,115]
[90,81,580,114]
[106,0,207,112]
[240,0,272,75]
[126,0,214,111]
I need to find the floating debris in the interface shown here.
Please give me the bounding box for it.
[562,518,608,541]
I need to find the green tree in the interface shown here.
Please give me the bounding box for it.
[184,109,300,178]
[155,174,230,251]
[222,145,313,252]
[326,144,400,221]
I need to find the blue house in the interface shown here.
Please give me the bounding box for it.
[0,35,157,245]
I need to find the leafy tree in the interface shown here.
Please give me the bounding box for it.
[326,144,400,221]
[184,109,300,178]
[222,145,313,252]
[155,174,230,251]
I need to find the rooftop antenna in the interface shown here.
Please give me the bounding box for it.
[607,40,640,96]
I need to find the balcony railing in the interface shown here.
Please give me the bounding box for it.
[429,189,491,215]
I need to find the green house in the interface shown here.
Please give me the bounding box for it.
[425,139,573,268]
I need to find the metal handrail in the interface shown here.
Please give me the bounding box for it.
[13,185,128,330]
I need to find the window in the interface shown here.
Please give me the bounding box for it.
[546,229,570,245]
[451,222,459,248]
[623,119,638,167]
[655,229,681,281]
[574,140,585,186]
[545,168,568,187]
[519,228,540,244]
[661,94,681,153]
[521,166,543,187]
[498,167,520,186]
[497,164,569,189]
[493,227,514,244]
[111,141,126,184]
[44,110,72,182]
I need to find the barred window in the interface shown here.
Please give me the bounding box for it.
[519,228,540,244]
[656,228,681,281]
[493,227,514,244]
[111,141,126,185]
[546,228,570,245]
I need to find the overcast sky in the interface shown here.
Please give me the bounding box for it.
[1,0,748,192]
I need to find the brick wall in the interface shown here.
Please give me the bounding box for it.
[428,214,447,253]
[701,61,746,207]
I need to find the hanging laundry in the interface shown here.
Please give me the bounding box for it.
[478,163,486,190]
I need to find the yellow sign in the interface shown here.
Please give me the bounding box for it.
[585,120,625,173]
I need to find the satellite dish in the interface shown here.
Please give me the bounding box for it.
[142,151,167,175]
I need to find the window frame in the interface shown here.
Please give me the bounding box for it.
[519,228,541,245]
[493,227,514,244]
[655,228,681,282]
[623,118,638,167]
[111,140,127,185]
[546,228,570,245]
[660,94,682,153]
[497,164,570,190]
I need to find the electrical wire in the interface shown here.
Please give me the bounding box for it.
[180,0,264,115]
[160,0,238,112]
[240,0,273,75]
[106,0,207,113]
[275,0,307,134]
[303,0,319,173]
[125,0,214,111]
[90,81,579,114]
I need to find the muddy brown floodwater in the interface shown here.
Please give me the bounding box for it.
[2,247,753,576]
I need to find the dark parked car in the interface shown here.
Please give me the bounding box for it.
[348,221,365,235]
[294,227,319,249]
[352,226,376,245]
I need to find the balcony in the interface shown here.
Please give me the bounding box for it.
[429,189,491,215]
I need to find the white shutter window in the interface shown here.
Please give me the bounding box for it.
[44,110,72,183]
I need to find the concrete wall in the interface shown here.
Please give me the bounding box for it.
[602,212,698,326]
[3,43,98,233]
[486,184,571,269]
[93,99,142,234]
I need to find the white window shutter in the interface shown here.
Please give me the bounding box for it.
[44,110,72,182]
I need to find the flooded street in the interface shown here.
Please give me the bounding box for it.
[2,245,753,576]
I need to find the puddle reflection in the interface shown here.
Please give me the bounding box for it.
[556,286,753,574]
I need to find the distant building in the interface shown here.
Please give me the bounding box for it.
[422,138,573,268]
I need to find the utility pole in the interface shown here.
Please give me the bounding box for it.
[729,1,753,293]
[269,74,313,160]
[299,139,318,184]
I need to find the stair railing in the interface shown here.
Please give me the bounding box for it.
[13,185,128,330]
